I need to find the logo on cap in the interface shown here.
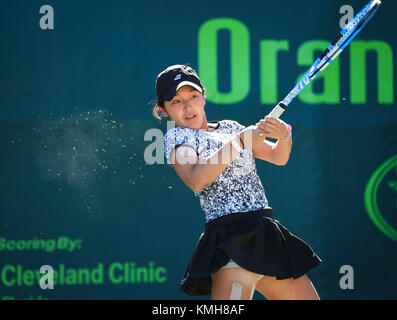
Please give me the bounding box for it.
[174,74,181,81]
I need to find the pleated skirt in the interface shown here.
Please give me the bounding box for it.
[180,208,322,296]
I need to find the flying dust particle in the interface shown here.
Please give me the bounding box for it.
[32,109,146,216]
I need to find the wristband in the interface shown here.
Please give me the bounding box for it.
[280,124,292,142]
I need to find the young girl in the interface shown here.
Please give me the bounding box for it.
[152,64,321,300]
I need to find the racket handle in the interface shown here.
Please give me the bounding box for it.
[267,102,287,119]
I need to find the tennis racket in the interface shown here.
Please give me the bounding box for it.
[267,0,382,119]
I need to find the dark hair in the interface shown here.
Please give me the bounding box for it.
[152,103,163,120]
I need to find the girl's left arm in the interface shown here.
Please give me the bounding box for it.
[251,117,292,166]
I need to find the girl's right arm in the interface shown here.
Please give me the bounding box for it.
[169,126,264,192]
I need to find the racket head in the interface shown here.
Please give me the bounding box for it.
[337,0,382,50]
[315,0,382,75]
[287,0,382,102]
[270,0,382,114]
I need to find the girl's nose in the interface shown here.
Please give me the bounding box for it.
[184,100,192,109]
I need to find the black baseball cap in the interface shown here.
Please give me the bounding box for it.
[156,65,203,107]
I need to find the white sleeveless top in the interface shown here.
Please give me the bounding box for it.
[164,120,270,222]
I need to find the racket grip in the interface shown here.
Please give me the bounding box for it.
[267,102,287,119]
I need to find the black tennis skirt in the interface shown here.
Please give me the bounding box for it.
[180,208,322,296]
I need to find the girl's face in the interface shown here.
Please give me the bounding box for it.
[161,85,207,129]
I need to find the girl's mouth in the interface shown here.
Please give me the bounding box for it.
[185,114,196,121]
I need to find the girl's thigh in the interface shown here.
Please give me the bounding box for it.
[211,267,261,300]
[255,274,320,300]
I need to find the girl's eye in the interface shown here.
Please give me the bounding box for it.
[173,100,181,105]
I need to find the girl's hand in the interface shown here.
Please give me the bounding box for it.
[255,116,290,140]
[238,125,268,149]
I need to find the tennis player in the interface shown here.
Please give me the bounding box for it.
[152,64,321,300]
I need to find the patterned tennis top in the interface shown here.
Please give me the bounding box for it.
[164,120,271,222]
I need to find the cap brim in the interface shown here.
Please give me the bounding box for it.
[176,81,203,93]
[161,81,203,102]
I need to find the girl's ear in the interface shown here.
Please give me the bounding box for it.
[158,105,169,118]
